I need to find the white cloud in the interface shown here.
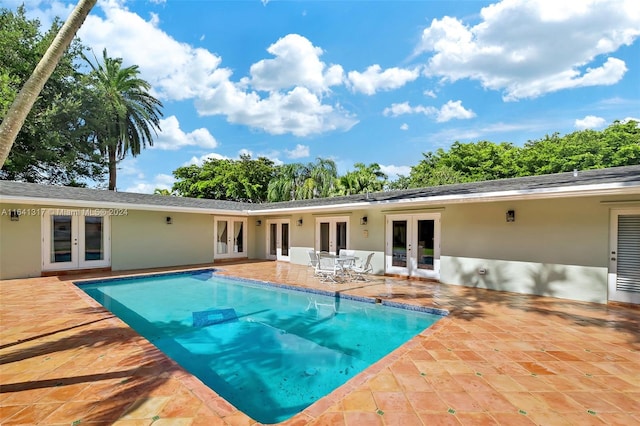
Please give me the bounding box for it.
[423,89,437,98]
[153,116,218,150]
[74,3,356,137]
[285,144,310,159]
[436,100,476,122]
[380,164,411,179]
[124,174,175,194]
[574,115,606,129]
[196,83,358,136]
[383,100,475,122]
[248,34,344,93]
[184,152,229,167]
[400,123,409,131]
[416,0,640,100]
[79,1,232,101]
[347,65,420,95]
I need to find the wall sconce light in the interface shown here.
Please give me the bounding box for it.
[256,219,262,226]
[10,210,20,222]
[166,216,172,225]
[297,218,303,226]
[360,216,368,225]
[506,210,515,223]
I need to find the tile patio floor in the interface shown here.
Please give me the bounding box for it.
[1,260,639,425]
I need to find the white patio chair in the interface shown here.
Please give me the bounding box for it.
[316,253,343,283]
[351,252,374,281]
[307,250,320,276]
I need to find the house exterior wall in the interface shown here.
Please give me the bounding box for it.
[439,197,610,303]
[111,210,214,270]
[0,203,42,279]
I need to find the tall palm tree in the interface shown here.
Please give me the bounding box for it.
[84,49,163,190]
[336,163,387,195]
[0,0,97,168]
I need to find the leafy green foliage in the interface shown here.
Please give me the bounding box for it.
[335,163,387,195]
[267,158,338,202]
[0,6,104,184]
[173,155,275,202]
[407,121,639,187]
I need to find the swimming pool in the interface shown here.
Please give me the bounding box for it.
[77,269,445,423]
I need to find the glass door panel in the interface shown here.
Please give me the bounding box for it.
[319,222,330,252]
[281,223,289,257]
[392,220,407,268]
[336,222,347,254]
[269,223,278,256]
[416,220,434,270]
[216,220,228,255]
[51,215,74,264]
[233,221,244,254]
[83,216,104,261]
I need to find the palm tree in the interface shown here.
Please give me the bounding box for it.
[336,163,387,195]
[309,157,337,197]
[84,49,163,190]
[267,158,338,202]
[0,0,97,168]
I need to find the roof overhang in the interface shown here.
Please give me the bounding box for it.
[0,195,242,216]
[245,182,640,215]
[2,181,639,216]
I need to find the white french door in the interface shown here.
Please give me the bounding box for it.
[608,209,640,304]
[42,210,110,271]
[385,213,440,279]
[315,216,349,256]
[266,219,290,261]
[215,217,247,259]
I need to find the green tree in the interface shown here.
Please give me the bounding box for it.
[153,188,172,196]
[335,163,387,195]
[518,121,640,175]
[0,0,97,168]
[172,155,275,202]
[84,49,163,190]
[267,157,338,201]
[0,6,104,184]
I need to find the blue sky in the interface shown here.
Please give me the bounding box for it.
[10,0,640,192]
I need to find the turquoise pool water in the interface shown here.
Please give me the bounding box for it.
[77,270,444,424]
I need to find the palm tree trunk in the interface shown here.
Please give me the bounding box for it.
[0,0,97,168]
[108,146,117,191]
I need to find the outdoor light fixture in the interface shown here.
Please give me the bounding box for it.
[10,210,19,222]
[256,219,262,226]
[506,210,515,223]
[297,218,303,226]
[360,216,368,225]
[166,216,172,225]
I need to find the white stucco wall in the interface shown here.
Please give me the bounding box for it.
[0,203,42,279]
[439,197,610,303]
[111,210,214,270]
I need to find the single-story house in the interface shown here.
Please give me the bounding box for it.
[1,165,639,306]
